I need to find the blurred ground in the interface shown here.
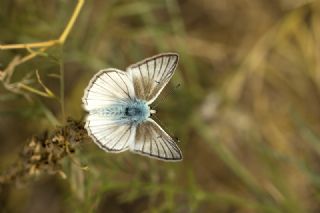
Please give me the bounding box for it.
[1,0,320,212]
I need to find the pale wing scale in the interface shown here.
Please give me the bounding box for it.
[83,68,136,152]
[82,68,135,111]
[130,118,182,161]
[86,113,135,152]
[127,53,179,104]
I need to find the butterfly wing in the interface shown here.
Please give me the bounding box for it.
[127,53,179,104]
[129,118,182,161]
[82,68,135,111]
[85,113,135,152]
[82,69,136,152]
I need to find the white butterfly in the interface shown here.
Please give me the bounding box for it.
[82,53,182,161]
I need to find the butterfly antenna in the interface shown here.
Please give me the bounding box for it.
[152,83,181,110]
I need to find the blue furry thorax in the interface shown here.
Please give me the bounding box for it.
[96,98,150,124]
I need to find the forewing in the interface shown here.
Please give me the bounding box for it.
[82,68,135,111]
[130,118,182,161]
[85,113,135,152]
[127,53,179,104]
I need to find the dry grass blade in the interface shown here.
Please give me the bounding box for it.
[18,70,55,98]
[0,0,84,51]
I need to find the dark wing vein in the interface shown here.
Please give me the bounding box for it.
[117,73,131,99]
[106,73,130,98]
[142,128,147,153]
[162,59,178,82]
[110,125,131,150]
[138,65,146,98]
[160,137,174,158]
[159,56,171,82]
[150,133,153,156]
[121,129,131,149]
[146,61,150,82]
[92,78,120,99]
[157,56,164,82]
[158,140,168,159]
[152,58,156,81]
[153,138,160,157]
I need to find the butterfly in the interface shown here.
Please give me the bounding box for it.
[82,53,182,161]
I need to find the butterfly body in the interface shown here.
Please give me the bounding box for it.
[82,53,182,161]
[123,99,150,124]
[94,98,150,124]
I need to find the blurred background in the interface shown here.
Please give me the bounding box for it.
[1,0,320,212]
